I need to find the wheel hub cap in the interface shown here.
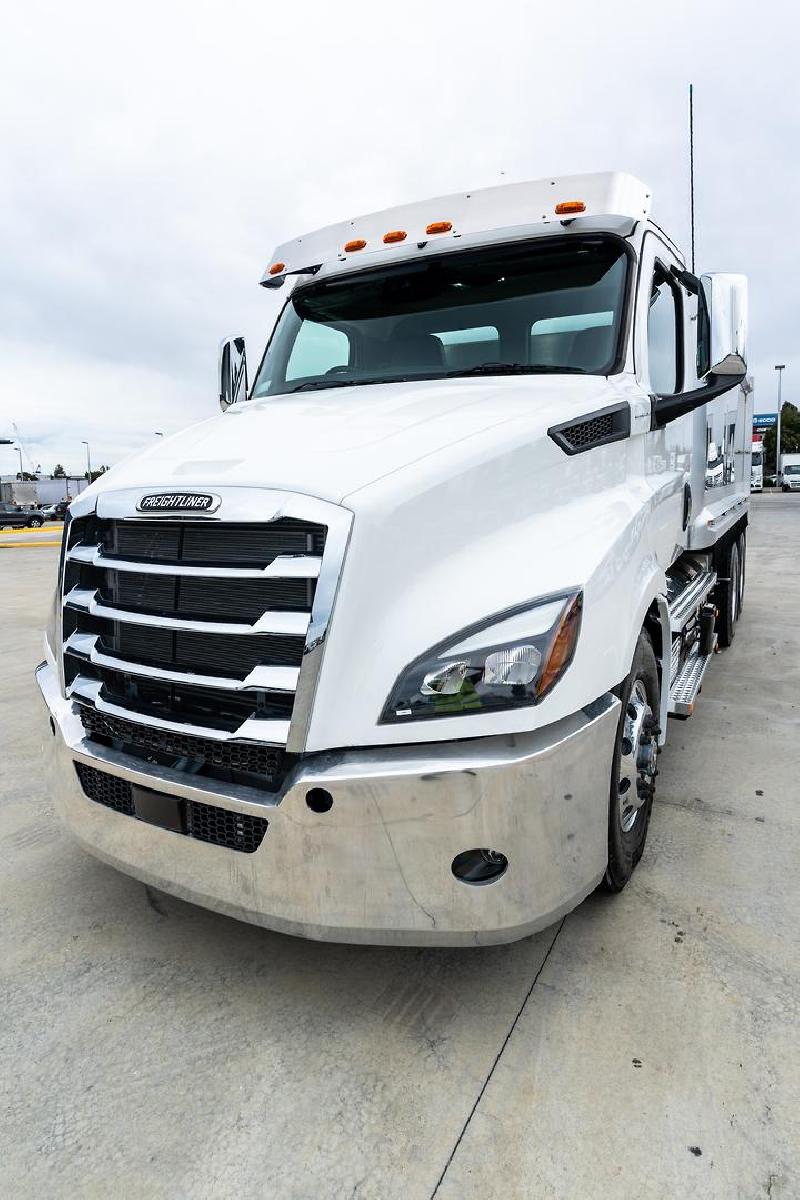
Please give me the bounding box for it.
[618,679,657,833]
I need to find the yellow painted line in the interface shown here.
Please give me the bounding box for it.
[0,540,62,548]
[0,525,63,537]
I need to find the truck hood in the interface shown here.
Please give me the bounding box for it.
[90,374,627,506]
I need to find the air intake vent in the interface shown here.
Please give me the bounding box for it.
[548,402,630,456]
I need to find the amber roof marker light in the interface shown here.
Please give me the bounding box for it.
[554,201,586,215]
[344,238,367,252]
[268,262,285,276]
[383,230,407,244]
[426,220,453,235]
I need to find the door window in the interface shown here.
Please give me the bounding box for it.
[647,267,681,394]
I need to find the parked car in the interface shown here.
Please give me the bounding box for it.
[0,502,44,529]
[40,500,70,520]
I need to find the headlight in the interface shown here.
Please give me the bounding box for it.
[380,590,582,724]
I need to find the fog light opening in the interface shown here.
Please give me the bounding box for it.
[305,787,333,814]
[452,848,508,885]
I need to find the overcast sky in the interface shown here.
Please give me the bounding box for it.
[1,0,797,477]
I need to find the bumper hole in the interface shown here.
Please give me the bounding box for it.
[306,787,333,814]
[452,848,508,885]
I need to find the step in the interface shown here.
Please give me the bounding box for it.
[668,569,717,633]
[668,645,714,717]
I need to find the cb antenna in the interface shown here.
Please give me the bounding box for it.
[689,83,696,273]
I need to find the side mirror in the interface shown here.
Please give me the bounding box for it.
[219,336,248,411]
[700,273,748,377]
[651,272,748,429]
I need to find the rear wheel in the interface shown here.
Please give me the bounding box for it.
[716,538,740,647]
[602,631,660,893]
[737,531,746,613]
[28,516,43,528]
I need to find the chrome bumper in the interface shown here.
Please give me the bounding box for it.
[36,661,619,946]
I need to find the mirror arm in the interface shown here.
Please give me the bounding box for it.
[650,370,746,430]
[670,265,700,295]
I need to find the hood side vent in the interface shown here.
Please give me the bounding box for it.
[548,402,631,456]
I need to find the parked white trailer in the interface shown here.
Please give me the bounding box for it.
[37,172,752,945]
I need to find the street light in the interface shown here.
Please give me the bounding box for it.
[154,431,164,437]
[15,445,24,478]
[775,365,786,485]
[81,440,92,481]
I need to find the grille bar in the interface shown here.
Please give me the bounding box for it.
[67,545,322,580]
[65,632,300,692]
[71,676,291,744]
[64,587,311,637]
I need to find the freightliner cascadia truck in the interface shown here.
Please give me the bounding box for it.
[37,173,752,945]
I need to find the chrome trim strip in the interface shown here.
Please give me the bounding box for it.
[64,632,300,693]
[67,545,322,580]
[64,586,310,637]
[288,504,354,753]
[69,676,291,745]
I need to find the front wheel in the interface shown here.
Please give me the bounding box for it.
[28,516,44,528]
[602,631,660,893]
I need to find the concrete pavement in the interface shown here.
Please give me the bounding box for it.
[1,496,797,1199]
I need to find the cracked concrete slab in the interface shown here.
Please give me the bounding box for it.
[1,496,798,1199]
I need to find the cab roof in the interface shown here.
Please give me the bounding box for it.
[261,171,652,289]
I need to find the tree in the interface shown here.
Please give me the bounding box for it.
[88,465,109,483]
[52,464,66,477]
[763,401,800,474]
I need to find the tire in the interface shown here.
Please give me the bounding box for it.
[28,516,43,528]
[602,631,660,893]
[716,537,740,648]
[737,531,746,614]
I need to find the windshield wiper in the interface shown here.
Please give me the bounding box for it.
[445,362,587,378]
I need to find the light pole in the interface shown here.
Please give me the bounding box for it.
[775,365,786,485]
[81,440,92,481]
[15,445,24,478]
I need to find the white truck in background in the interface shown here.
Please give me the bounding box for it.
[37,173,752,945]
[751,437,763,491]
[780,452,800,491]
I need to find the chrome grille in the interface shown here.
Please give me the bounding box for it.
[61,490,352,760]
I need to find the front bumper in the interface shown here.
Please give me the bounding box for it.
[36,661,618,946]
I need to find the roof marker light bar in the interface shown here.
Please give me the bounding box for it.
[554,201,586,215]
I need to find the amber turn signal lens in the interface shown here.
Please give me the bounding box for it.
[425,220,452,235]
[268,262,285,275]
[344,238,367,252]
[383,230,407,244]
[536,593,583,699]
[554,201,586,215]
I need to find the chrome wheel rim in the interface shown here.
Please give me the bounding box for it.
[617,679,657,833]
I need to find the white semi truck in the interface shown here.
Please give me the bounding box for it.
[37,173,752,945]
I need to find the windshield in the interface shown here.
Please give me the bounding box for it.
[785,465,800,475]
[252,236,629,398]
[752,451,762,466]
